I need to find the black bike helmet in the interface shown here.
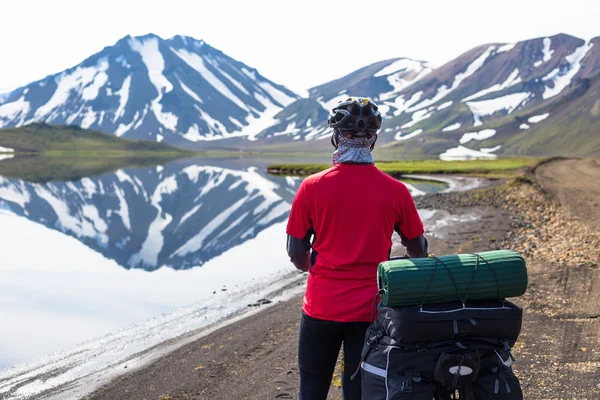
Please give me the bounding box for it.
[328,97,382,137]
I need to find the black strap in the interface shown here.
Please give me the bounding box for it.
[472,253,502,301]
[420,256,462,307]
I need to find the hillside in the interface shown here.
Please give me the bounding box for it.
[0,123,187,155]
[0,124,190,182]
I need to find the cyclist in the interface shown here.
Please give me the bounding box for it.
[286,97,428,399]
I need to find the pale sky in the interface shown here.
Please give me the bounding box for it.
[0,0,598,94]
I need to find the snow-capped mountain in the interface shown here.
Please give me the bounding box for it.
[373,34,600,158]
[255,34,600,157]
[253,58,433,142]
[1,33,598,156]
[0,159,299,270]
[0,34,298,145]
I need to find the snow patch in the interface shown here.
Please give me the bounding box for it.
[257,81,296,107]
[520,123,530,130]
[466,92,530,126]
[0,95,31,128]
[528,113,549,123]
[442,123,461,132]
[440,145,498,160]
[459,129,497,144]
[81,69,109,101]
[172,48,249,112]
[542,41,593,100]
[178,80,204,104]
[496,43,516,54]
[317,94,349,113]
[462,69,521,102]
[481,145,502,153]
[374,59,424,77]
[437,101,453,111]
[401,109,433,129]
[273,122,300,137]
[409,46,496,112]
[542,38,554,63]
[34,59,110,121]
[218,69,250,96]
[129,38,178,131]
[113,76,131,123]
[0,146,15,153]
[395,129,423,141]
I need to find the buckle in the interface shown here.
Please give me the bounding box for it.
[400,381,413,393]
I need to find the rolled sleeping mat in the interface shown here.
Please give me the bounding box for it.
[378,250,528,307]
[377,300,523,345]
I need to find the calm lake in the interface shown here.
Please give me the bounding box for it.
[0,157,448,398]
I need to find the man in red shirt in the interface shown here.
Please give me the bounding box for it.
[286,97,428,400]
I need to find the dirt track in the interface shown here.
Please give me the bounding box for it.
[81,159,600,400]
[515,159,600,399]
[536,158,600,228]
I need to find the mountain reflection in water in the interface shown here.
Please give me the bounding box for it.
[0,158,299,271]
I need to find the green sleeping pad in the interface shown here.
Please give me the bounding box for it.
[378,250,528,306]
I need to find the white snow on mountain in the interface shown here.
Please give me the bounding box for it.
[0,95,30,128]
[543,41,594,100]
[528,113,550,123]
[481,145,502,153]
[395,129,423,141]
[436,101,453,110]
[440,145,498,160]
[459,129,497,144]
[317,94,349,113]
[402,109,433,129]
[376,59,433,100]
[542,38,555,63]
[496,43,516,54]
[462,69,521,102]
[442,123,461,132]
[465,92,530,126]
[407,46,496,113]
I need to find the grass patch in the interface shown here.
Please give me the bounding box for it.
[0,123,191,155]
[267,158,538,177]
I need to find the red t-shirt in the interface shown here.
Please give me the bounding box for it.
[286,163,424,322]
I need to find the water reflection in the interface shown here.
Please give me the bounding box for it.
[0,158,299,271]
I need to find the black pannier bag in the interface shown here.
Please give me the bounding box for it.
[360,341,439,400]
[358,324,523,399]
[377,300,522,346]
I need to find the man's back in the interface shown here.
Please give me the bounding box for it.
[287,163,423,322]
